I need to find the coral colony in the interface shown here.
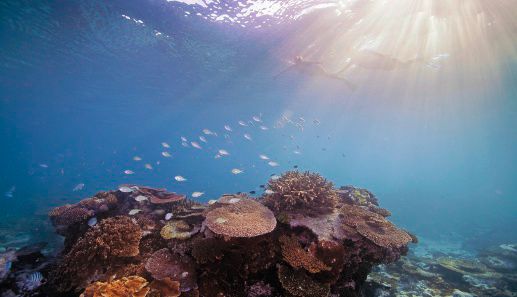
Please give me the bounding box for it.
[5,171,417,296]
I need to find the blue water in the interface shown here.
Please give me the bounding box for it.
[1,0,516,251]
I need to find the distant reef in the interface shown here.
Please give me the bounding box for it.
[1,171,416,297]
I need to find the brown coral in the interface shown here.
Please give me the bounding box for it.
[204,199,276,238]
[80,276,150,297]
[144,248,196,291]
[278,235,330,273]
[263,171,338,215]
[277,265,330,297]
[149,278,181,297]
[49,205,94,228]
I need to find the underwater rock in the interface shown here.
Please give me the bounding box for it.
[40,172,416,297]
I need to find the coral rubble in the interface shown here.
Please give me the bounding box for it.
[25,171,417,296]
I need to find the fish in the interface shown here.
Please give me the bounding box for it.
[128,209,142,215]
[191,142,202,149]
[264,189,275,194]
[218,149,230,156]
[202,129,212,135]
[72,183,85,192]
[23,272,43,290]
[228,198,241,203]
[313,119,321,125]
[259,185,265,188]
[162,151,172,157]
[199,136,208,143]
[135,195,148,202]
[224,125,233,132]
[249,191,256,194]
[322,148,327,151]
[88,217,97,227]
[181,142,189,147]
[39,164,48,168]
[145,163,153,170]
[270,175,280,180]
[259,154,270,160]
[133,156,142,161]
[124,170,135,175]
[191,191,204,198]
[293,165,298,169]
[181,136,187,142]
[208,199,217,205]
[174,175,187,182]
[118,186,134,193]
[244,133,252,141]
[268,161,279,167]
[4,186,15,198]
[238,120,247,126]
[231,168,244,174]
[252,115,262,122]
[293,150,301,155]
[214,154,221,159]
[161,142,171,148]
[260,125,268,130]
[165,213,173,220]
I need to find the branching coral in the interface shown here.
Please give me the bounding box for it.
[204,199,276,238]
[263,171,338,215]
[278,235,330,273]
[80,276,150,297]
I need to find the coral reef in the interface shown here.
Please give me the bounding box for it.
[263,171,338,215]
[30,171,418,296]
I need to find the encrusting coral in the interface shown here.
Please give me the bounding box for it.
[40,171,415,297]
[263,171,338,215]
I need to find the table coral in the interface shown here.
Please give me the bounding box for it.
[80,276,149,297]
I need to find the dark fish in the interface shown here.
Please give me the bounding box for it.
[270,174,276,176]
[342,153,346,157]
[293,165,298,169]
[322,148,327,151]
[236,192,242,195]
[249,191,256,194]
[259,185,265,188]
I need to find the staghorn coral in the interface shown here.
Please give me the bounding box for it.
[263,171,338,215]
[46,216,143,293]
[80,276,150,297]
[204,199,276,238]
[277,265,330,297]
[278,235,330,273]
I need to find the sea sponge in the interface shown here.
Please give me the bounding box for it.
[278,235,330,273]
[204,199,276,238]
[263,171,338,215]
[46,216,143,292]
[80,276,150,297]
[277,265,330,297]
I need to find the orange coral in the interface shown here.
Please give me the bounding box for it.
[278,235,330,273]
[263,171,338,215]
[204,199,276,238]
[80,276,150,297]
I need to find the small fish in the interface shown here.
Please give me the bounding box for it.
[162,151,172,157]
[264,189,275,194]
[313,119,320,125]
[199,136,208,143]
[4,186,15,198]
[208,199,217,205]
[293,165,298,169]
[88,217,97,227]
[181,142,189,147]
[24,271,43,289]
[218,149,230,156]
[165,213,173,220]
[342,153,346,158]
[322,148,327,151]
[5,261,12,271]
[293,150,301,155]
[191,142,202,149]
[270,175,280,180]
[244,133,252,141]
[259,185,265,188]
[119,186,134,193]
[203,129,215,135]
[238,120,247,126]
[214,154,221,159]
[268,161,279,167]
[259,125,268,130]
[73,183,85,192]
[161,142,171,148]
[39,164,48,168]
[135,195,148,202]
[299,117,305,123]
[259,154,270,160]
[228,198,241,203]
[174,175,187,182]
[249,191,256,194]
[133,156,142,161]
[231,168,244,174]
[124,170,135,175]
[145,163,153,170]
[252,115,262,122]
[128,209,142,215]
[191,191,204,198]
[224,125,233,132]
[181,136,188,142]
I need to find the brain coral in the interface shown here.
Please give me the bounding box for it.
[263,171,338,215]
[204,199,276,238]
